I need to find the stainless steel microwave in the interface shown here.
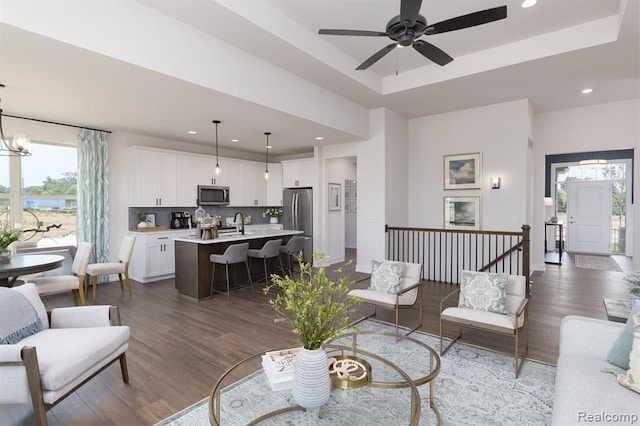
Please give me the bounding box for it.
[197,185,230,205]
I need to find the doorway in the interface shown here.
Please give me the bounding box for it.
[567,181,612,254]
[344,179,357,250]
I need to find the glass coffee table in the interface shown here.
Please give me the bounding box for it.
[209,331,440,425]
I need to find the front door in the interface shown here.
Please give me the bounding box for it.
[567,181,611,254]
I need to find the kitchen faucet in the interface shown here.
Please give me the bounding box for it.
[234,212,244,235]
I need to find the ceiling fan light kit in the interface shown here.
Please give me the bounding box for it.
[319,0,507,70]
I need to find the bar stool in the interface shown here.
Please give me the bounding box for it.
[247,239,283,285]
[210,242,252,304]
[280,236,306,275]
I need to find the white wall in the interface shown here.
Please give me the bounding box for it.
[533,98,640,269]
[408,100,531,232]
[385,109,409,227]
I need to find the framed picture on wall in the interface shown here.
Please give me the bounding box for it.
[444,196,480,230]
[444,152,482,190]
[329,183,341,211]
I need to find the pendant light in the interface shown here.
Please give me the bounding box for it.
[0,84,32,157]
[264,132,271,180]
[579,158,607,169]
[213,120,221,176]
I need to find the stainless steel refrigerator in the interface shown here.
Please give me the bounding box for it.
[282,187,313,263]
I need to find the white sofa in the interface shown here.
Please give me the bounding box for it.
[552,315,640,425]
[0,283,130,426]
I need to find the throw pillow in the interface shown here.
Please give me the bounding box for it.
[617,313,640,394]
[458,270,508,315]
[0,286,43,344]
[608,297,640,370]
[11,283,49,329]
[369,260,404,294]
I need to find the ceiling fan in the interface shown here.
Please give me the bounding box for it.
[318,0,507,70]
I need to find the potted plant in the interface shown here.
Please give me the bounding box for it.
[264,252,358,408]
[265,208,283,224]
[623,272,640,297]
[137,212,149,228]
[0,223,21,263]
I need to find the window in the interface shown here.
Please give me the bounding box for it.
[0,143,77,245]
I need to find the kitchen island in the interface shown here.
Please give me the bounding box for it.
[174,229,304,300]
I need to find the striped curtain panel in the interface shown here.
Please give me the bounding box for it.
[77,129,109,275]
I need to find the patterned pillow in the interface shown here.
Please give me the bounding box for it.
[369,260,405,294]
[458,270,508,315]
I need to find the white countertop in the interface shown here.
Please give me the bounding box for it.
[174,229,304,244]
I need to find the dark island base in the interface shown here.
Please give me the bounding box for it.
[174,236,295,301]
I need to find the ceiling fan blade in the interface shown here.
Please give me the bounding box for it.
[427,6,507,35]
[413,40,453,66]
[319,29,388,37]
[400,0,422,26]
[356,43,397,70]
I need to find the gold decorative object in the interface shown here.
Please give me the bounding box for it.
[328,355,371,389]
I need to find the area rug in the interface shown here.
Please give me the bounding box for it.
[575,254,622,272]
[155,320,555,425]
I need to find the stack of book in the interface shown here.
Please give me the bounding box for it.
[261,347,299,391]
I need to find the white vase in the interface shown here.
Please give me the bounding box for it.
[137,221,147,228]
[292,347,331,409]
[270,216,279,224]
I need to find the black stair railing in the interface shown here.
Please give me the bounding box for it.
[385,224,530,288]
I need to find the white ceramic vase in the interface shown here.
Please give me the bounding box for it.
[269,216,279,224]
[292,347,331,409]
[137,221,147,228]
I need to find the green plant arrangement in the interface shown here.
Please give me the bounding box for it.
[265,208,283,218]
[623,271,640,297]
[0,224,21,250]
[137,211,149,223]
[264,252,359,350]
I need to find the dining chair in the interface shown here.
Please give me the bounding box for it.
[27,242,94,305]
[247,239,283,285]
[210,242,252,304]
[86,235,136,303]
[279,236,306,275]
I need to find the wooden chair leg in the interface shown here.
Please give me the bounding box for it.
[124,269,132,296]
[72,289,79,306]
[118,273,124,292]
[119,352,130,383]
[93,275,98,304]
[22,347,48,426]
[78,276,86,305]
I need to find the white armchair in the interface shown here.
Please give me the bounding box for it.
[0,283,130,426]
[348,261,424,336]
[439,272,528,377]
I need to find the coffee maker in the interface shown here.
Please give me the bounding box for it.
[170,212,192,229]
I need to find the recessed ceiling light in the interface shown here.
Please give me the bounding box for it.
[521,0,537,8]
[582,88,593,94]
[315,136,324,140]
[231,139,239,142]
[188,130,197,135]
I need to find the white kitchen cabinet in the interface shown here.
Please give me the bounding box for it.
[241,161,266,206]
[176,154,217,207]
[266,162,283,206]
[129,147,178,207]
[282,158,315,188]
[129,230,193,283]
[222,158,244,206]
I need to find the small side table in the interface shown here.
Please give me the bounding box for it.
[544,223,563,265]
[603,298,632,323]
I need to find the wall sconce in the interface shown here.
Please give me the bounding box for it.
[490,177,501,189]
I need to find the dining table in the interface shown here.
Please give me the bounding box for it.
[0,254,65,287]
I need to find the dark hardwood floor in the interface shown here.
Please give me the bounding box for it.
[2,251,632,425]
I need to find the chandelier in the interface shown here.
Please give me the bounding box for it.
[0,84,32,156]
